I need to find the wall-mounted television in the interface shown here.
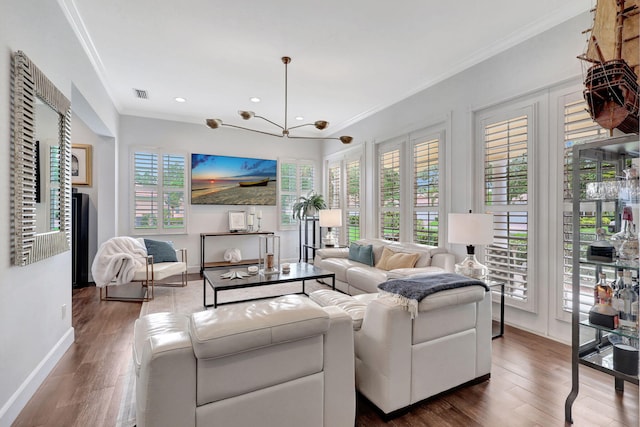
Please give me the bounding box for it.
[191,153,277,205]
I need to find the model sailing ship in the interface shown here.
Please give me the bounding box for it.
[579,0,639,134]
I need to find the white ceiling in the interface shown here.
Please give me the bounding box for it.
[60,0,590,137]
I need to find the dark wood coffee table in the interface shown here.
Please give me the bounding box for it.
[203,262,335,308]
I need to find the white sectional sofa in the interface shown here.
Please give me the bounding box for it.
[314,238,456,295]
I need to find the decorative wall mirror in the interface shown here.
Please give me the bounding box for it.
[11,51,72,265]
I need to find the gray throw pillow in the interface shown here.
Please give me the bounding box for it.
[348,243,374,266]
[144,239,178,263]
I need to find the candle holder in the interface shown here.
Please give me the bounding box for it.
[256,210,263,231]
[247,213,255,232]
[258,235,280,275]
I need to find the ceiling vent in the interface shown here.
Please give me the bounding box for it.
[133,88,149,99]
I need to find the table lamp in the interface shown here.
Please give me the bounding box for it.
[319,209,342,247]
[448,211,494,280]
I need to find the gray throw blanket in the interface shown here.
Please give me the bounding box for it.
[378,273,489,318]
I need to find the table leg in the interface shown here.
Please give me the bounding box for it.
[492,283,505,340]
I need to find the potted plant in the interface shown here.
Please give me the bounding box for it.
[292,191,326,220]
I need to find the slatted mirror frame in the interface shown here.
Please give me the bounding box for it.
[11,50,72,265]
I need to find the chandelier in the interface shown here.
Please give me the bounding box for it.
[206,56,353,144]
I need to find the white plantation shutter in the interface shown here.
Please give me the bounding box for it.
[279,159,316,229]
[327,163,341,209]
[561,96,609,315]
[483,113,530,303]
[132,149,186,234]
[162,154,186,229]
[413,136,440,245]
[379,145,401,241]
[346,158,361,244]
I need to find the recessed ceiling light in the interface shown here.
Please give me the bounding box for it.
[250,97,261,103]
[295,116,304,121]
[174,97,186,103]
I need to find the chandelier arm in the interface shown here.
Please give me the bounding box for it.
[221,123,284,138]
[253,115,285,130]
[284,57,288,135]
[286,123,316,130]
[286,135,339,141]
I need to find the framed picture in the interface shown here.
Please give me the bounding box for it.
[191,153,277,205]
[71,144,92,186]
[228,211,247,232]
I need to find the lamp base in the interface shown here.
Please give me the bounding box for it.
[454,254,488,281]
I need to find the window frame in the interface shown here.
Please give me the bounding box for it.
[476,103,536,312]
[278,158,317,231]
[556,89,609,322]
[129,147,188,236]
[323,147,364,245]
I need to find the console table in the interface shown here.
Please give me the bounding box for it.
[200,231,274,273]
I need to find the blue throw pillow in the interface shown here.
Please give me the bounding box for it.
[348,243,374,266]
[144,239,178,263]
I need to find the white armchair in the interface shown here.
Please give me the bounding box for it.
[91,236,187,302]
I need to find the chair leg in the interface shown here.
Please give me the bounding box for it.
[100,283,152,302]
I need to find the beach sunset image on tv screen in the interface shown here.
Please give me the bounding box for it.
[191,153,277,205]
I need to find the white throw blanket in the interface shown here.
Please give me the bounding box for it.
[91,237,148,287]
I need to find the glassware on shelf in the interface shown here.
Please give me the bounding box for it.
[594,272,613,305]
[587,228,616,262]
[612,206,638,260]
[619,271,638,331]
[611,269,625,313]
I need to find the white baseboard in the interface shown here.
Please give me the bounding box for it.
[0,327,75,427]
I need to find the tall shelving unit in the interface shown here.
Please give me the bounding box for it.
[565,135,640,423]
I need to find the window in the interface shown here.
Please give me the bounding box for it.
[377,127,445,243]
[279,159,316,229]
[561,95,608,316]
[378,144,401,241]
[132,149,186,234]
[482,110,531,306]
[412,135,440,245]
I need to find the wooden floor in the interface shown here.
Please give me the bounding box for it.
[12,286,638,427]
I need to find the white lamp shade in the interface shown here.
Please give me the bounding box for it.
[448,213,493,245]
[319,209,342,227]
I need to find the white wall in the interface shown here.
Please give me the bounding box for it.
[71,113,116,281]
[323,12,594,343]
[0,1,118,425]
[116,115,324,268]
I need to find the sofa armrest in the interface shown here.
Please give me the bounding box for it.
[176,248,187,263]
[322,306,356,426]
[315,247,349,260]
[431,252,455,272]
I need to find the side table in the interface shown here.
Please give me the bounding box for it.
[487,280,505,339]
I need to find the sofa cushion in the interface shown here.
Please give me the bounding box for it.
[310,289,368,330]
[348,243,374,266]
[189,295,330,359]
[375,247,420,271]
[144,239,178,263]
[132,260,186,281]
